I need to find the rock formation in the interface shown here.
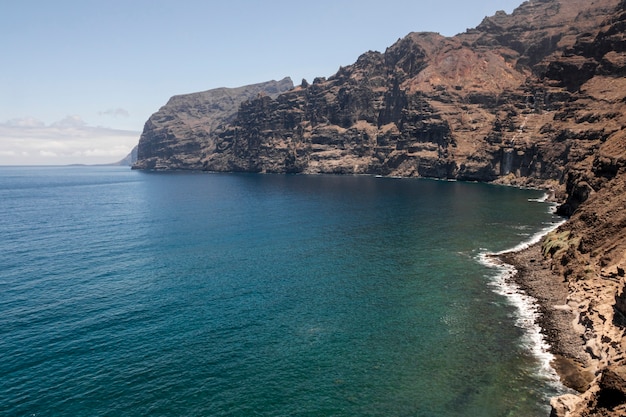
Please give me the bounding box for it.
[133,77,294,170]
[133,0,626,415]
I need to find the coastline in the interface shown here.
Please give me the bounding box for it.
[498,234,626,417]
[474,193,595,409]
[497,244,593,393]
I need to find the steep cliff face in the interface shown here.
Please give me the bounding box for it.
[178,0,622,192]
[134,0,622,184]
[133,77,293,170]
[538,4,626,412]
[133,0,626,415]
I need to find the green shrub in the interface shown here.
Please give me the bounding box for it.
[542,230,580,258]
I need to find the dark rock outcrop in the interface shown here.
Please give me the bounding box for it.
[133,77,293,170]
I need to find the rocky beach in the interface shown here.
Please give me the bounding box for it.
[500,244,591,392]
[500,237,626,416]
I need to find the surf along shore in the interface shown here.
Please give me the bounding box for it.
[498,245,592,392]
[498,234,626,416]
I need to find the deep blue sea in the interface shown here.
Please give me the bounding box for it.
[0,166,569,416]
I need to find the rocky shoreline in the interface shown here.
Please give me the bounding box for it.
[499,245,592,390]
[499,240,626,416]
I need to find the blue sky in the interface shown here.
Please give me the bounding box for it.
[1,0,524,165]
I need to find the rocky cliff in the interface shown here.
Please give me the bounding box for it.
[134,0,623,185]
[179,0,624,188]
[133,77,293,170]
[134,0,626,415]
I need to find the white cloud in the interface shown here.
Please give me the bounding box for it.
[0,116,140,165]
[99,108,130,118]
[5,117,46,128]
[52,115,87,128]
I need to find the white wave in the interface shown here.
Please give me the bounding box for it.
[477,203,569,393]
[479,253,562,387]
[495,216,566,255]
[528,192,550,203]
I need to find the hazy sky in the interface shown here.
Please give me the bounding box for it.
[1,0,524,165]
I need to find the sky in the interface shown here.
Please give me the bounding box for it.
[1,0,525,165]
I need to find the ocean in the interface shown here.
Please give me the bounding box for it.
[0,166,568,416]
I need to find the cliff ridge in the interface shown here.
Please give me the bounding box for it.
[133,77,293,170]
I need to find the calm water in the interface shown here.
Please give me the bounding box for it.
[0,166,566,416]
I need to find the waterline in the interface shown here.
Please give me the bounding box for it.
[479,205,569,401]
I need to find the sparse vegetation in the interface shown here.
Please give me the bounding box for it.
[542,230,581,258]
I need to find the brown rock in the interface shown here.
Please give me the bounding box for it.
[132,77,293,170]
[596,366,626,410]
[135,0,626,186]
[616,279,626,321]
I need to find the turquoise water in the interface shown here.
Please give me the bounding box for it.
[0,166,566,416]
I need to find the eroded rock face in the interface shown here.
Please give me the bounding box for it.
[552,366,626,417]
[133,0,623,192]
[616,281,626,321]
[135,1,625,188]
[133,77,294,170]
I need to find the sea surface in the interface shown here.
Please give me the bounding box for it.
[0,166,568,417]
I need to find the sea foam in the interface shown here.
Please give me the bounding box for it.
[478,197,568,393]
